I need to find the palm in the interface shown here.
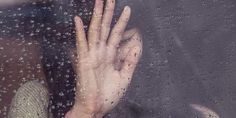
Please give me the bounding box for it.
[77,34,141,114]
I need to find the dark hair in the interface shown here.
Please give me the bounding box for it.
[41,1,94,117]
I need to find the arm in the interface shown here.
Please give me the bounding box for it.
[66,0,143,117]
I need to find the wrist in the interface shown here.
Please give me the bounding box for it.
[65,105,95,118]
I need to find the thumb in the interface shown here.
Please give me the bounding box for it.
[120,46,142,83]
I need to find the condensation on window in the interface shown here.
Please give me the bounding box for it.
[0,0,236,118]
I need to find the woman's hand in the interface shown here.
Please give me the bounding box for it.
[66,0,143,117]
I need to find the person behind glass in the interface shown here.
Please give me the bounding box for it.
[7,0,143,117]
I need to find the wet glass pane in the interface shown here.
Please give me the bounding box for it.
[0,0,236,118]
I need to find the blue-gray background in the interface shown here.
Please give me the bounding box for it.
[109,0,236,118]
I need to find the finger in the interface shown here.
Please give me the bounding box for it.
[100,0,115,42]
[122,28,141,41]
[115,28,142,70]
[75,16,88,57]
[120,43,142,81]
[88,0,104,49]
[108,6,131,48]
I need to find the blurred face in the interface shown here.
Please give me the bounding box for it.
[0,37,45,80]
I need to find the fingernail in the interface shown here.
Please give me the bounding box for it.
[74,16,79,22]
[75,16,82,23]
[96,0,103,6]
[124,6,131,12]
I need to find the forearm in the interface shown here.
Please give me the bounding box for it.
[65,111,104,118]
[65,105,104,118]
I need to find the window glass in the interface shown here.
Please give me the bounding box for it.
[0,0,236,118]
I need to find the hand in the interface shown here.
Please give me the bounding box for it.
[66,0,143,117]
